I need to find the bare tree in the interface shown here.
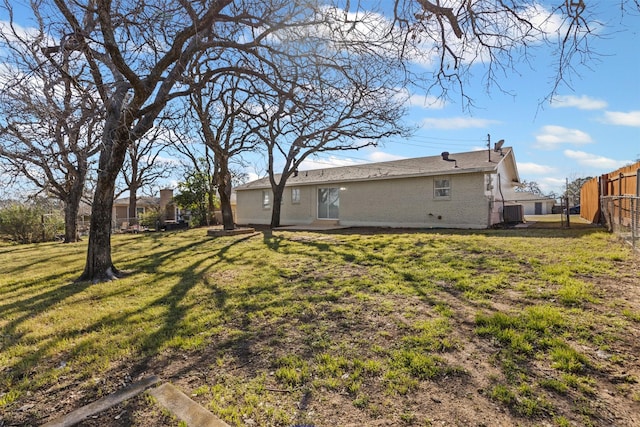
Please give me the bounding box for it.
[0,12,102,243]
[167,116,218,226]
[36,0,241,281]
[118,125,173,225]
[515,180,544,196]
[188,71,262,230]
[394,1,639,105]
[237,15,409,228]
[53,0,325,281]
[566,175,593,206]
[4,0,637,280]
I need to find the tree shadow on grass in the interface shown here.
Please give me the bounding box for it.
[0,231,262,425]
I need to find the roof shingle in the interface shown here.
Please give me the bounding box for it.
[237,147,513,190]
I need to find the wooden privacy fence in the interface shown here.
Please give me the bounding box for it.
[580,161,640,223]
[581,161,640,251]
[581,177,601,223]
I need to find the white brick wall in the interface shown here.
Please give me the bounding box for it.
[237,172,497,229]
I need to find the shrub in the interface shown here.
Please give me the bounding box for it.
[138,208,164,229]
[0,203,63,243]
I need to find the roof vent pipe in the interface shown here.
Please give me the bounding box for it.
[441,151,458,168]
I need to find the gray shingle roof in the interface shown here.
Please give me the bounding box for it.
[237,147,513,190]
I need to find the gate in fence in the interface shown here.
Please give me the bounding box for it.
[601,195,640,251]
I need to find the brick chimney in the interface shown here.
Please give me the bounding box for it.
[159,189,175,221]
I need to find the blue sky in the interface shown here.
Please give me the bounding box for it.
[292,2,640,196]
[2,2,639,197]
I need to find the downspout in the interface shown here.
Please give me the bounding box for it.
[486,173,494,227]
[498,173,505,222]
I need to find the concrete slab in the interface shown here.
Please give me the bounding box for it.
[42,376,160,427]
[149,383,230,427]
[274,224,350,231]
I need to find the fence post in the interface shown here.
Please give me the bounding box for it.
[617,174,623,230]
[633,197,637,250]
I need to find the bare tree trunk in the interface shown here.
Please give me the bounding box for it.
[220,193,234,229]
[63,191,81,243]
[219,181,234,230]
[269,183,286,228]
[78,131,129,282]
[128,183,138,226]
[216,157,234,230]
[207,184,215,226]
[79,177,119,281]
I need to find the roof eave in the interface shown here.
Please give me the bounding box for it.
[235,165,499,191]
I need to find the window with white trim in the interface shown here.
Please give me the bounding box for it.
[434,178,451,199]
[291,188,301,204]
[262,190,270,209]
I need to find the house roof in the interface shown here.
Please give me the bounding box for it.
[505,191,556,202]
[113,196,160,207]
[237,147,516,190]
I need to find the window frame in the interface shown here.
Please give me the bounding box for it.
[262,190,271,209]
[433,177,451,199]
[317,187,340,219]
[291,187,301,204]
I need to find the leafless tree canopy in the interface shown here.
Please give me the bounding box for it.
[1,0,638,278]
[0,9,103,242]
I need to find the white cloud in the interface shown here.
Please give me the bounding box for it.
[396,88,446,110]
[300,155,364,170]
[420,117,500,130]
[408,3,564,68]
[601,111,640,127]
[368,151,407,162]
[538,177,566,195]
[299,150,406,171]
[563,150,631,170]
[534,125,593,149]
[245,172,260,182]
[551,95,607,110]
[0,20,42,43]
[517,162,556,175]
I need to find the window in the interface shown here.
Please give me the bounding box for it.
[434,178,450,199]
[262,190,270,209]
[136,207,145,217]
[291,188,301,204]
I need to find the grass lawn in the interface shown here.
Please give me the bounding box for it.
[1,226,639,426]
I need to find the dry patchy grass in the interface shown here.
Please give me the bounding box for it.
[0,226,638,426]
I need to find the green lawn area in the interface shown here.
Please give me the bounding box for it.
[1,227,639,426]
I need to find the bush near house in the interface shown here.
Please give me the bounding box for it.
[138,208,163,230]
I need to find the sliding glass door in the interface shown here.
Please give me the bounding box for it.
[318,188,339,219]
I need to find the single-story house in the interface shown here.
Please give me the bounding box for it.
[506,191,556,215]
[213,191,237,224]
[236,147,528,229]
[113,188,179,230]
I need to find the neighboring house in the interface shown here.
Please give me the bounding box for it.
[213,191,238,224]
[236,147,528,229]
[112,188,179,230]
[508,191,556,215]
